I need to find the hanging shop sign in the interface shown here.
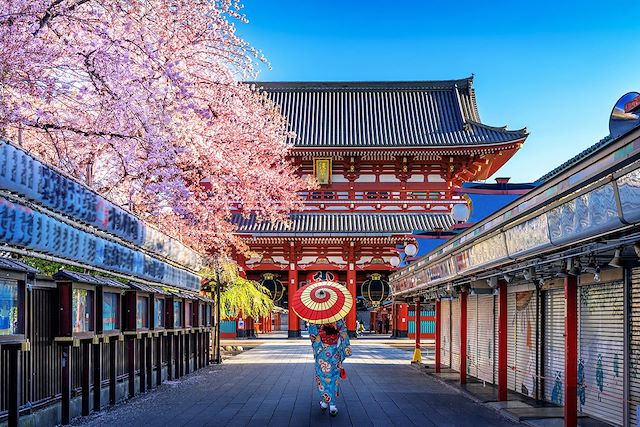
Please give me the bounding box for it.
[0,140,202,271]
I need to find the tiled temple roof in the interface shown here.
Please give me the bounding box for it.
[231,213,454,236]
[253,78,527,148]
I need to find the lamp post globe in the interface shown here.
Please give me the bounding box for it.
[451,204,471,223]
[404,243,417,257]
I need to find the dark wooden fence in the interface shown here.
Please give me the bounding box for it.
[0,278,214,425]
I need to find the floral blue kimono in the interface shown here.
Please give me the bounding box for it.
[308,319,352,404]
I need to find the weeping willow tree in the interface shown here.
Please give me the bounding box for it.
[200,259,274,318]
[220,277,274,318]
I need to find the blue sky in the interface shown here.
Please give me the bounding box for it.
[237,1,640,182]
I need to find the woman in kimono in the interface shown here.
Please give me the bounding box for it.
[308,319,352,416]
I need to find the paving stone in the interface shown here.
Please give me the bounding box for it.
[73,337,523,427]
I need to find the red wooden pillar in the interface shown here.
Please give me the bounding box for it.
[346,242,357,336]
[288,255,300,338]
[370,311,376,332]
[460,290,467,384]
[435,299,441,373]
[564,274,578,426]
[498,280,508,401]
[412,298,422,363]
[237,253,248,279]
[398,304,408,337]
[391,303,397,337]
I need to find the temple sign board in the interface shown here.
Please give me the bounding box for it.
[313,158,332,185]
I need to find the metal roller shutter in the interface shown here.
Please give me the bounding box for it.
[467,295,478,379]
[441,299,451,367]
[578,281,623,425]
[630,268,640,426]
[477,294,495,384]
[514,290,537,398]
[543,287,565,405]
[452,298,461,373]
[507,292,517,391]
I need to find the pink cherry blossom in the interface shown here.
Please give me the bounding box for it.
[0,0,313,255]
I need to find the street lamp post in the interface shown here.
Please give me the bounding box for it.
[402,243,421,364]
[215,273,222,364]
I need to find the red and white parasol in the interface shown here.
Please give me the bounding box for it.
[291,281,353,324]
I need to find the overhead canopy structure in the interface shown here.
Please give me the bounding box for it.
[390,124,640,298]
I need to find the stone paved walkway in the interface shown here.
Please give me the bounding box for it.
[74,338,522,427]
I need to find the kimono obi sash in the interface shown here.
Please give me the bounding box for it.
[319,328,340,345]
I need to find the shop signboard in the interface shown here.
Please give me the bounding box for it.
[0,196,200,289]
[0,140,202,271]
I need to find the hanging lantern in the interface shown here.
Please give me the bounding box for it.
[361,273,389,308]
[260,273,285,303]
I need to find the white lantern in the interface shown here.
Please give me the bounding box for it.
[390,256,401,267]
[404,243,418,257]
[451,204,471,223]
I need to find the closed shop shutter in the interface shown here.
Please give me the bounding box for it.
[630,268,640,426]
[467,295,478,379]
[578,280,623,425]
[477,294,495,384]
[507,292,517,391]
[441,299,451,367]
[452,298,461,373]
[514,290,537,398]
[543,287,565,405]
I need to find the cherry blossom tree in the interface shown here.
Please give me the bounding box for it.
[0,0,311,254]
